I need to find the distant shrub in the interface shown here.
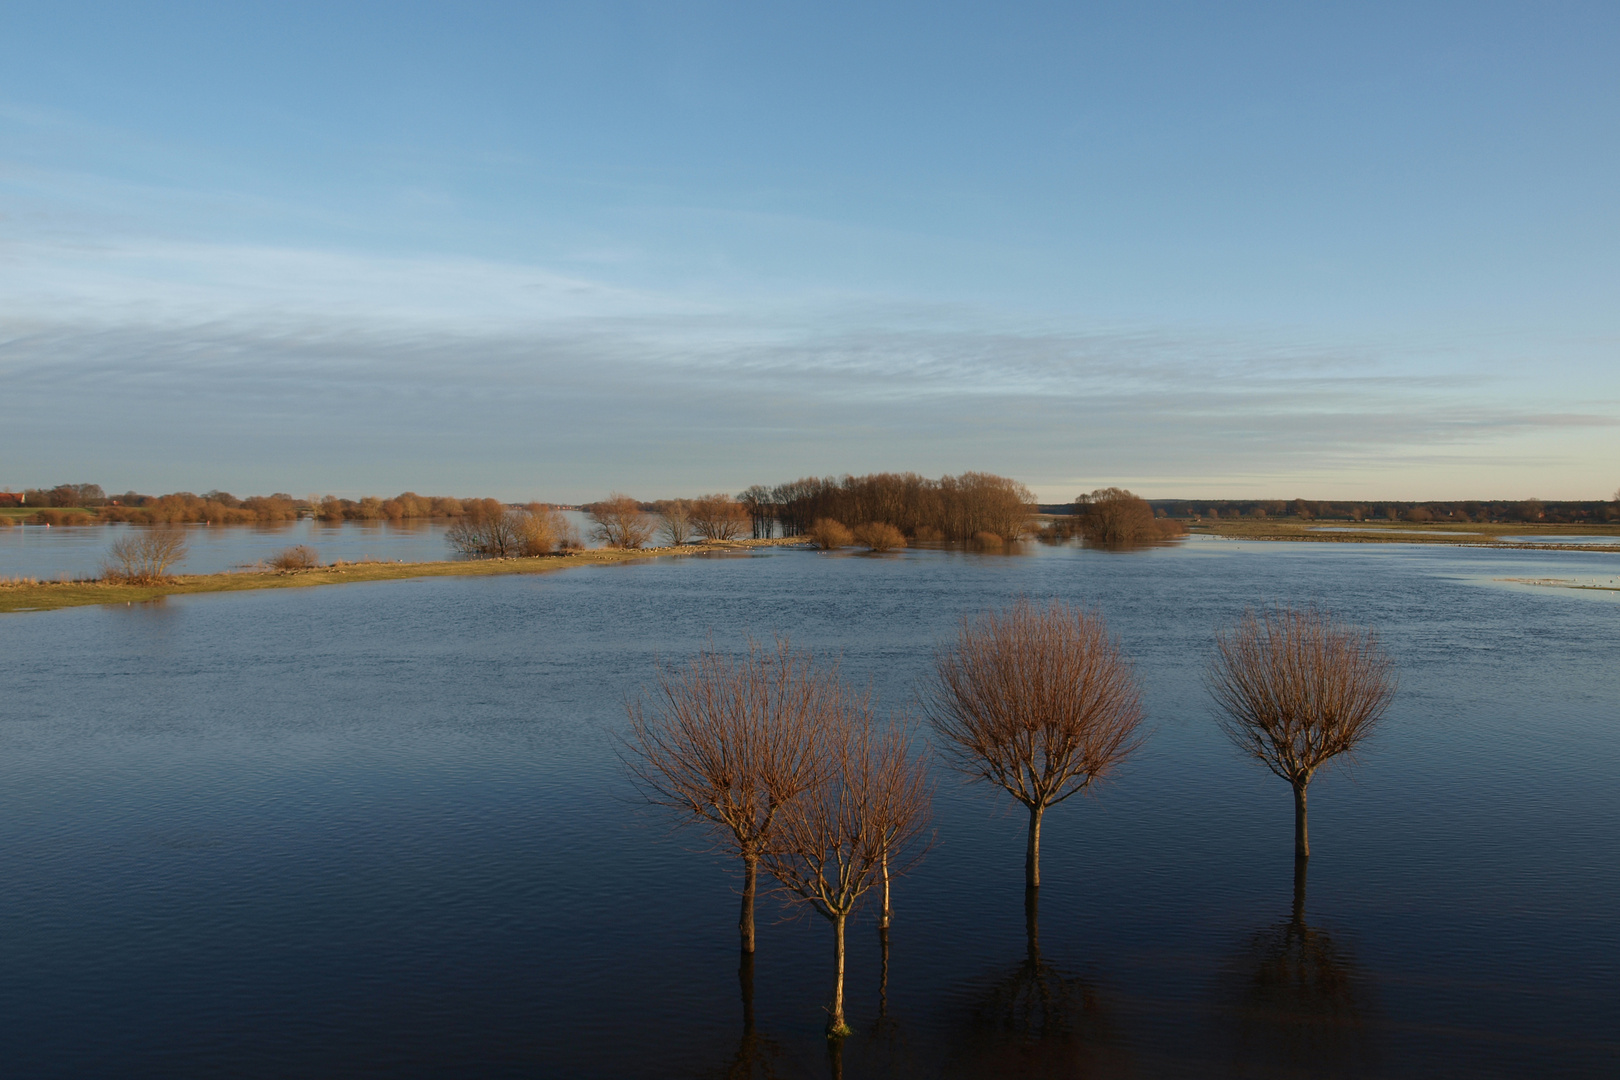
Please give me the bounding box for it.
[653,499,694,545]
[448,506,574,559]
[911,525,944,542]
[31,508,97,526]
[1038,517,1078,543]
[853,522,905,552]
[690,494,751,541]
[971,530,1005,550]
[518,506,576,556]
[267,545,320,571]
[1076,489,1186,546]
[807,518,854,550]
[587,494,656,549]
[103,529,189,584]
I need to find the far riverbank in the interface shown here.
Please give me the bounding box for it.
[0,538,802,615]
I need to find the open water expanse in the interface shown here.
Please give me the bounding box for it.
[1,537,1617,1078]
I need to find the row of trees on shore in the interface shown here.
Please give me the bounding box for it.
[1151,495,1620,525]
[4,489,531,526]
[624,602,1395,1038]
[13,477,1618,531]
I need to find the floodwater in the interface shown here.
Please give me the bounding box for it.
[1,537,1617,1078]
[0,512,601,580]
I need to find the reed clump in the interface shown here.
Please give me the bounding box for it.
[807,519,854,550]
[852,522,906,552]
[267,545,321,571]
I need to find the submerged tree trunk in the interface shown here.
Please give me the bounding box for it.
[828,912,850,1037]
[879,843,892,930]
[877,926,890,1021]
[1024,885,1040,964]
[1292,854,1309,927]
[740,854,758,953]
[1025,803,1044,889]
[1293,782,1310,860]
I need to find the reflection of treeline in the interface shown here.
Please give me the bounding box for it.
[738,472,1036,542]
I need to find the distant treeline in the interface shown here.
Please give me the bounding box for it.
[736,472,1036,542]
[7,485,520,526]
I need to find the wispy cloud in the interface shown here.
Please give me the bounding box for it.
[1,232,1615,499]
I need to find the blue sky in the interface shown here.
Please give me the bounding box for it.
[2,1,1616,501]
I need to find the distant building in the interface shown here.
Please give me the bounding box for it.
[0,492,23,507]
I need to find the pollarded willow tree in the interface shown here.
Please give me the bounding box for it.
[762,714,932,1038]
[926,599,1146,891]
[1206,606,1396,859]
[623,640,841,953]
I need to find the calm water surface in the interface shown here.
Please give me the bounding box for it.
[1,538,1617,1078]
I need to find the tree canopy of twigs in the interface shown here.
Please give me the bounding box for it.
[623,640,843,954]
[762,714,932,1038]
[653,498,694,545]
[589,493,656,549]
[690,494,751,541]
[102,528,189,584]
[926,599,1145,889]
[1207,606,1395,859]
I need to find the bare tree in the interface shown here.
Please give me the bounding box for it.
[738,485,777,539]
[926,600,1145,890]
[102,528,189,584]
[763,714,932,1038]
[624,640,841,953]
[588,493,655,549]
[691,494,751,541]
[1207,607,1395,860]
[445,506,568,558]
[653,498,694,546]
[447,509,524,558]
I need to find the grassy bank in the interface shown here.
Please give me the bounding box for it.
[0,538,803,615]
[1191,519,1620,550]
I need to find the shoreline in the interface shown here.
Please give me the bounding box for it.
[0,537,804,615]
[1188,521,1620,551]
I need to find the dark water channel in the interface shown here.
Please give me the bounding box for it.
[1,538,1617,1077]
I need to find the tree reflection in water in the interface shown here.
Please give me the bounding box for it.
[722,949,785,1080]
[1216,860,1378,1078]
[857,927,916,1077]
[943,889,1134,1079]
